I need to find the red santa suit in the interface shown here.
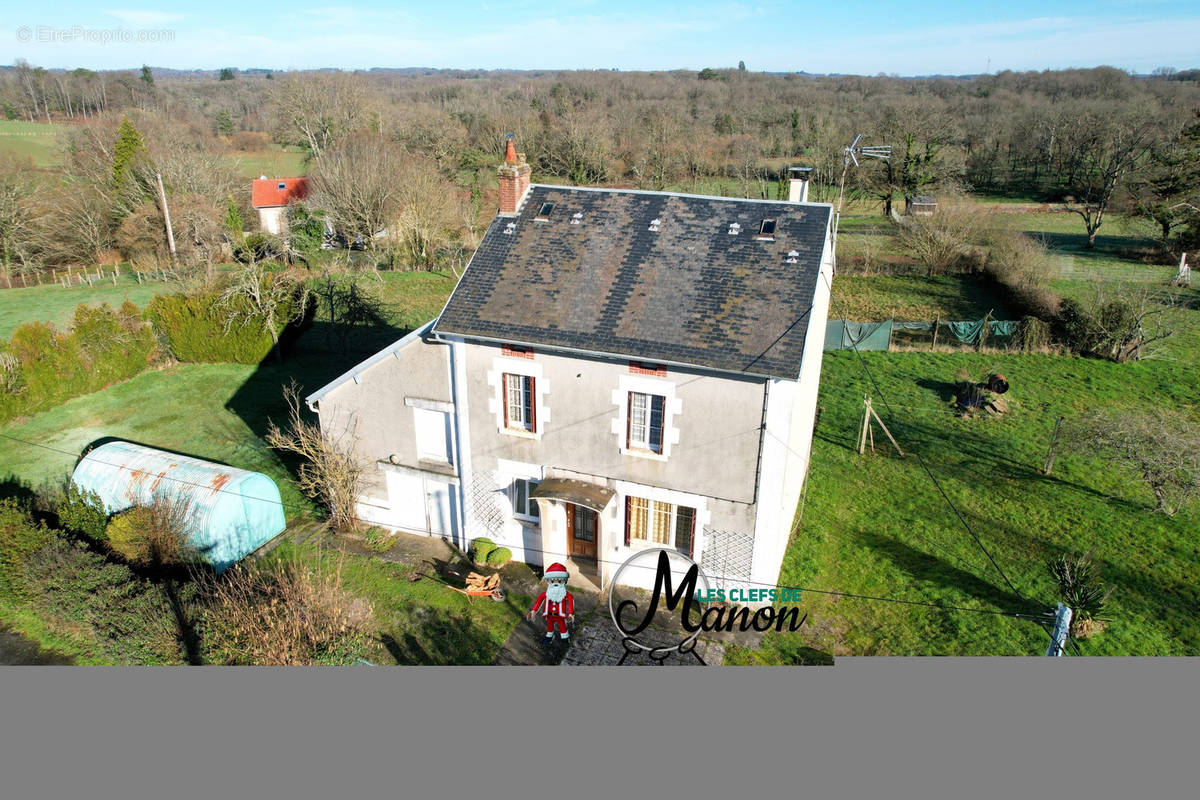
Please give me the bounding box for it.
[531,590,575,635]
[530,562,574,636]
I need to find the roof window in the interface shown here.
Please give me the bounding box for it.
[535,202,555,220]
[757,219,777,239]
[277,182,287,190]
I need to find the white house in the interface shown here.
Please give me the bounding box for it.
[251,176,308,235]
[305,142,835,593]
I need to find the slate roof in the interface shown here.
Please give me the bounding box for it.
[433,185,832,379]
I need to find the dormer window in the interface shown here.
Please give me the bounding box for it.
[535,202,555,221]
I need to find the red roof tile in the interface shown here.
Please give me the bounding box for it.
[252,177,308,208]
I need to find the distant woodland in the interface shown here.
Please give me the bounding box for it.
[2,62,1199,275]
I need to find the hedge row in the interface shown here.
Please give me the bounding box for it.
[0,302,157,424]
[0,284,311,425]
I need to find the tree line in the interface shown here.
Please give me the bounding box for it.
[2,62,1199,278]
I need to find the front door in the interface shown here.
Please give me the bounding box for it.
[565,504,597,561]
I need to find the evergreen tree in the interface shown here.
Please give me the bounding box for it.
[112,115,147,190]
[140,65,154,86]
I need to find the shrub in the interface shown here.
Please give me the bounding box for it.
[897,202,983,275]
[103,497,196,567]
[146,290,296,364]
[470,537,496,564]
[56,484,109,542]
[0,499,51,600]
[485,546,512,567]
[0,302,157,424]
[201,554,373,665]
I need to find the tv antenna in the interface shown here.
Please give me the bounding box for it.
[832,134,891,272]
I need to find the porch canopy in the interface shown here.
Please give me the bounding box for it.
[530,478,615,513]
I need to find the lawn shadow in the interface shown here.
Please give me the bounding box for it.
[852,527,1031,615]
[377,611,504,665]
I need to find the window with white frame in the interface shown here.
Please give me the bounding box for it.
[627,391,665,453]
[504,373,535,432]
[511,478,541,520]
[624,496,695,556]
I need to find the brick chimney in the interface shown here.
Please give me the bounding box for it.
[498,137,531,215]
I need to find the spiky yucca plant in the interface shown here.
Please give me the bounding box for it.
[1047,549,1112,622]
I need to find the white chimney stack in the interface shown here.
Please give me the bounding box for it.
[788,167,812,203]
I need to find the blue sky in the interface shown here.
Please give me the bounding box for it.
[4,1,1199,75]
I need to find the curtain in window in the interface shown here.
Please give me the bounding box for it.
[651,501,672,544]
[628,496,649,540]
[630,392,647,444]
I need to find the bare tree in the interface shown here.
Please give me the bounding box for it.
[390,157,465,270]
[897,197,984,275]
[268,73,373,159]
[265,382,367,531]
[1059,103,1159,247]
[1057,282,1187,362]
[217,263,309,362]
[0,154,48,284]
[1069,409,1200,515]
[308,133,405,250]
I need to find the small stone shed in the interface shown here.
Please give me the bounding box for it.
[71,441,287,571]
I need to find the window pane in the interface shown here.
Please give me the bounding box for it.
[630,392,648,445]
[649,395,664,453]
[628,496,649,541]
[528,481,540,517]
[522,377,533,431]
[515,479,527,514]
[675,506,695,554]
[651,501,672,544]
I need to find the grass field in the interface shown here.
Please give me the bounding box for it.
[0,275,171,339]
[829,274,1013,322]
[230,148,308,179]
[0,119,63,167]
[733,347,1199,660]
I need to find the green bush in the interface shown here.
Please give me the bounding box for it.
[104,507,156,563]
[146,290,293,364]
[470,537,496,564]
[0,499,52,600]
[485,546,512,567]
[56,485,109,542]
[0,302,157,425]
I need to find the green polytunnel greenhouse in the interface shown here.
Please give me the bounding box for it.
[70,440,287,572]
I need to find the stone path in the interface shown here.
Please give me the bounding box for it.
[561,617,726,666]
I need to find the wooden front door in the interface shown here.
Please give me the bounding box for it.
[565,504,597,561]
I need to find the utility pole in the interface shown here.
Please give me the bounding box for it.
[156,172,177,262]
[1045,603,1073,657]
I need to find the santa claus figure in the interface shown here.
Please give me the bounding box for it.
[527,562,574,645]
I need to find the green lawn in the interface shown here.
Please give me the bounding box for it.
[0,120,63,168]
[230,148,308,179]
[0,361,321,518]
[0,275,170,339]
[830,274,1013,322]
[742,348,1198,659]
[377,270,458,330]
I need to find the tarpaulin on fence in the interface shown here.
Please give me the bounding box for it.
[826,317,1023,350]
[824,319,893,351]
